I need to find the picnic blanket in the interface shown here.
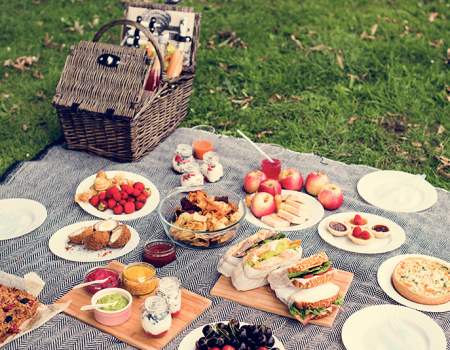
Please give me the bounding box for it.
[0,128,449,350]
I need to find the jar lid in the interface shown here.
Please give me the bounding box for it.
[144,295,168,313]
[159,277,180,294]
[176,144,193,157]
[182,162,200,173]
[202,151,219,164]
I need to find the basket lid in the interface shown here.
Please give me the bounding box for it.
[52,41,154,118]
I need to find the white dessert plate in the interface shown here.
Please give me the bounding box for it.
[49,220,139,262]
[179,321,285,350]
[76,171,160,220]
[357,170,437,212]
[342,304,446,350]
[377,254,450,312]
[0,198,47,240]
[245,190,324,231]
[317,212,405,254]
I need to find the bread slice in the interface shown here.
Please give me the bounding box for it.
[392,257,450,305]
[292,283,340,310]
[291,271,336,289]
[288,252,329,274]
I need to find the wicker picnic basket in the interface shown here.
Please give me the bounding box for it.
[52,4,202,163]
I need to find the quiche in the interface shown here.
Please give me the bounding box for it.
[392,257,450,305]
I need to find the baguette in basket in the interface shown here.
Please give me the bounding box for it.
[217,230,285,277]
[230,238,302,291]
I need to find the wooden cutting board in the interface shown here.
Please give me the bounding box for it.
[57,260,211,350]
[211,269,353,327]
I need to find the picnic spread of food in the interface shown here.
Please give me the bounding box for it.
[1,2,448,350]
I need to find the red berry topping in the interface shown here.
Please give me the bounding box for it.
[89,195,100,207]
[175,155,181,162]
[120,191,129,200]
[142,188,151,198]
[137,194,147,203]
[132,188,141,197]
[113,193,122,202]
[135,202,144,211]
[3,304,14,312]
[352,227,362,238]
[124,202,135,214]
[97,200,108,212]
[107,199,117,209]
[354,214,363,225]
[113,205,124,215]
[361,230,371,240]
[207,167,212,171]
[98,192,106,200]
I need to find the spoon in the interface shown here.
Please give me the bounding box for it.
[72,277,111,290]
[80,300,118,311]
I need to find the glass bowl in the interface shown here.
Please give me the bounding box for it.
[158,186,247,249]
[122,262,157,296]
[83,266,121,295]
[143,239,176,267]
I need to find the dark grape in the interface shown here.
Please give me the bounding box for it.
[202,325,214,337]
[197,337,208,348]
[229,338,240,348]
[207,338,218,348]
[218,329,230,338]
[257,334,268,346]
[263,327,273,338]
[260,325,267,334]
[266,336,275,347]
[217,322,227,330]
[216,337,226,347]
[250,326,262,339]
[271,348,280,350]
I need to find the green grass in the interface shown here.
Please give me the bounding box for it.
[1,0,449,190]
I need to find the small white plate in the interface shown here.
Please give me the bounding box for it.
[49,220,139,262]
[317,212,405,254]
[377,254,450,312]
[342,304,446,350]
[76,171,160,220]
[357,170,437,212]
[245,190,324,231]
[179,321,285,350]
[0,198,47,240]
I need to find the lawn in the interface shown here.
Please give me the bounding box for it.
[1,0,449,190]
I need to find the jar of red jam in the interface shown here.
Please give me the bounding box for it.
[143,240,176,267]
[83,266,120,295]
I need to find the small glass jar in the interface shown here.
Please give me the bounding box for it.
[181,162,204,187]
[140,295,172,338]
[173,144,194,173]
[143,240,176,267]
[157,277,181,317]
[122,262,157,296]
[83,266,120,295]
[201,151,223,183]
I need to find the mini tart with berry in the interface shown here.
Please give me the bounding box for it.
[348,227,374,246]
[326,219,351,237]
[345,214,369,229]
[369,223,392,238]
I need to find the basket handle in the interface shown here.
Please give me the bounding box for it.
[92,19,166,74]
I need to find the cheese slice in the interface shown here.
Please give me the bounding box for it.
[278,209,306,224]
[285,200,311,213]
[281,193,304,202]
[283,204,311,219]
[261,213,290,228]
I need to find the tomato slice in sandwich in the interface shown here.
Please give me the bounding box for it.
[302,274,314,279]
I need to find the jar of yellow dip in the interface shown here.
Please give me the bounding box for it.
[122,262,157,296]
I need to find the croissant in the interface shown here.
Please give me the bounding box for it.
[96,170,107,179]
[94,177,109,191]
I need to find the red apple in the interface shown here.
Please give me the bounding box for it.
[251,192,276,218]
[278,168,303,191]
[318,184,344,210]
[244,170,268,193]
[258,179,282,197]
[305,172,330,196]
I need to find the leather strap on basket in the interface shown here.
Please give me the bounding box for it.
[92,19,166,78]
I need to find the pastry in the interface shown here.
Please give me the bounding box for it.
[369,223,391,238]
[326,219,351,237]
[348,227,374,245]
[392,257,450,305]
[108,224,131,248]
[345,214,369,229]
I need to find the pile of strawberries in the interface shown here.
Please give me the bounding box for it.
[89,182,151,215]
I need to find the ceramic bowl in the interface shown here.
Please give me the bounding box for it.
[90,288,132,326]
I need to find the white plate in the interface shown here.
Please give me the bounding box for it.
[317,212,405,254]
[377,254,450,312]
[357,170,437,212]
[245,190,324,231]
[179,321,285,350]
[49,220,139,262]
[0,198,47,240]
[342,304,446,350]
[76,171,160,220]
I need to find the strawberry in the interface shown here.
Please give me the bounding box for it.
[124,202,135,214]
[134,182,145,192]
[132,188,141,197]
[125,185,134,195]
[97,200,108,212]
[110,186,120,195]
[121,184,130,192]
[119,199,127,206]
[113,205,124,215]
[255,347,268,350]
[89,195,100,207]
[120,191,129,200]
[113,193,122,202]
[137,194,147,204]
[135,201,144,211]
[98,192,106,201]
[127,197,135,203]
[105,188,112,199]
[142,188,152,198]
[107,199,117,210]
